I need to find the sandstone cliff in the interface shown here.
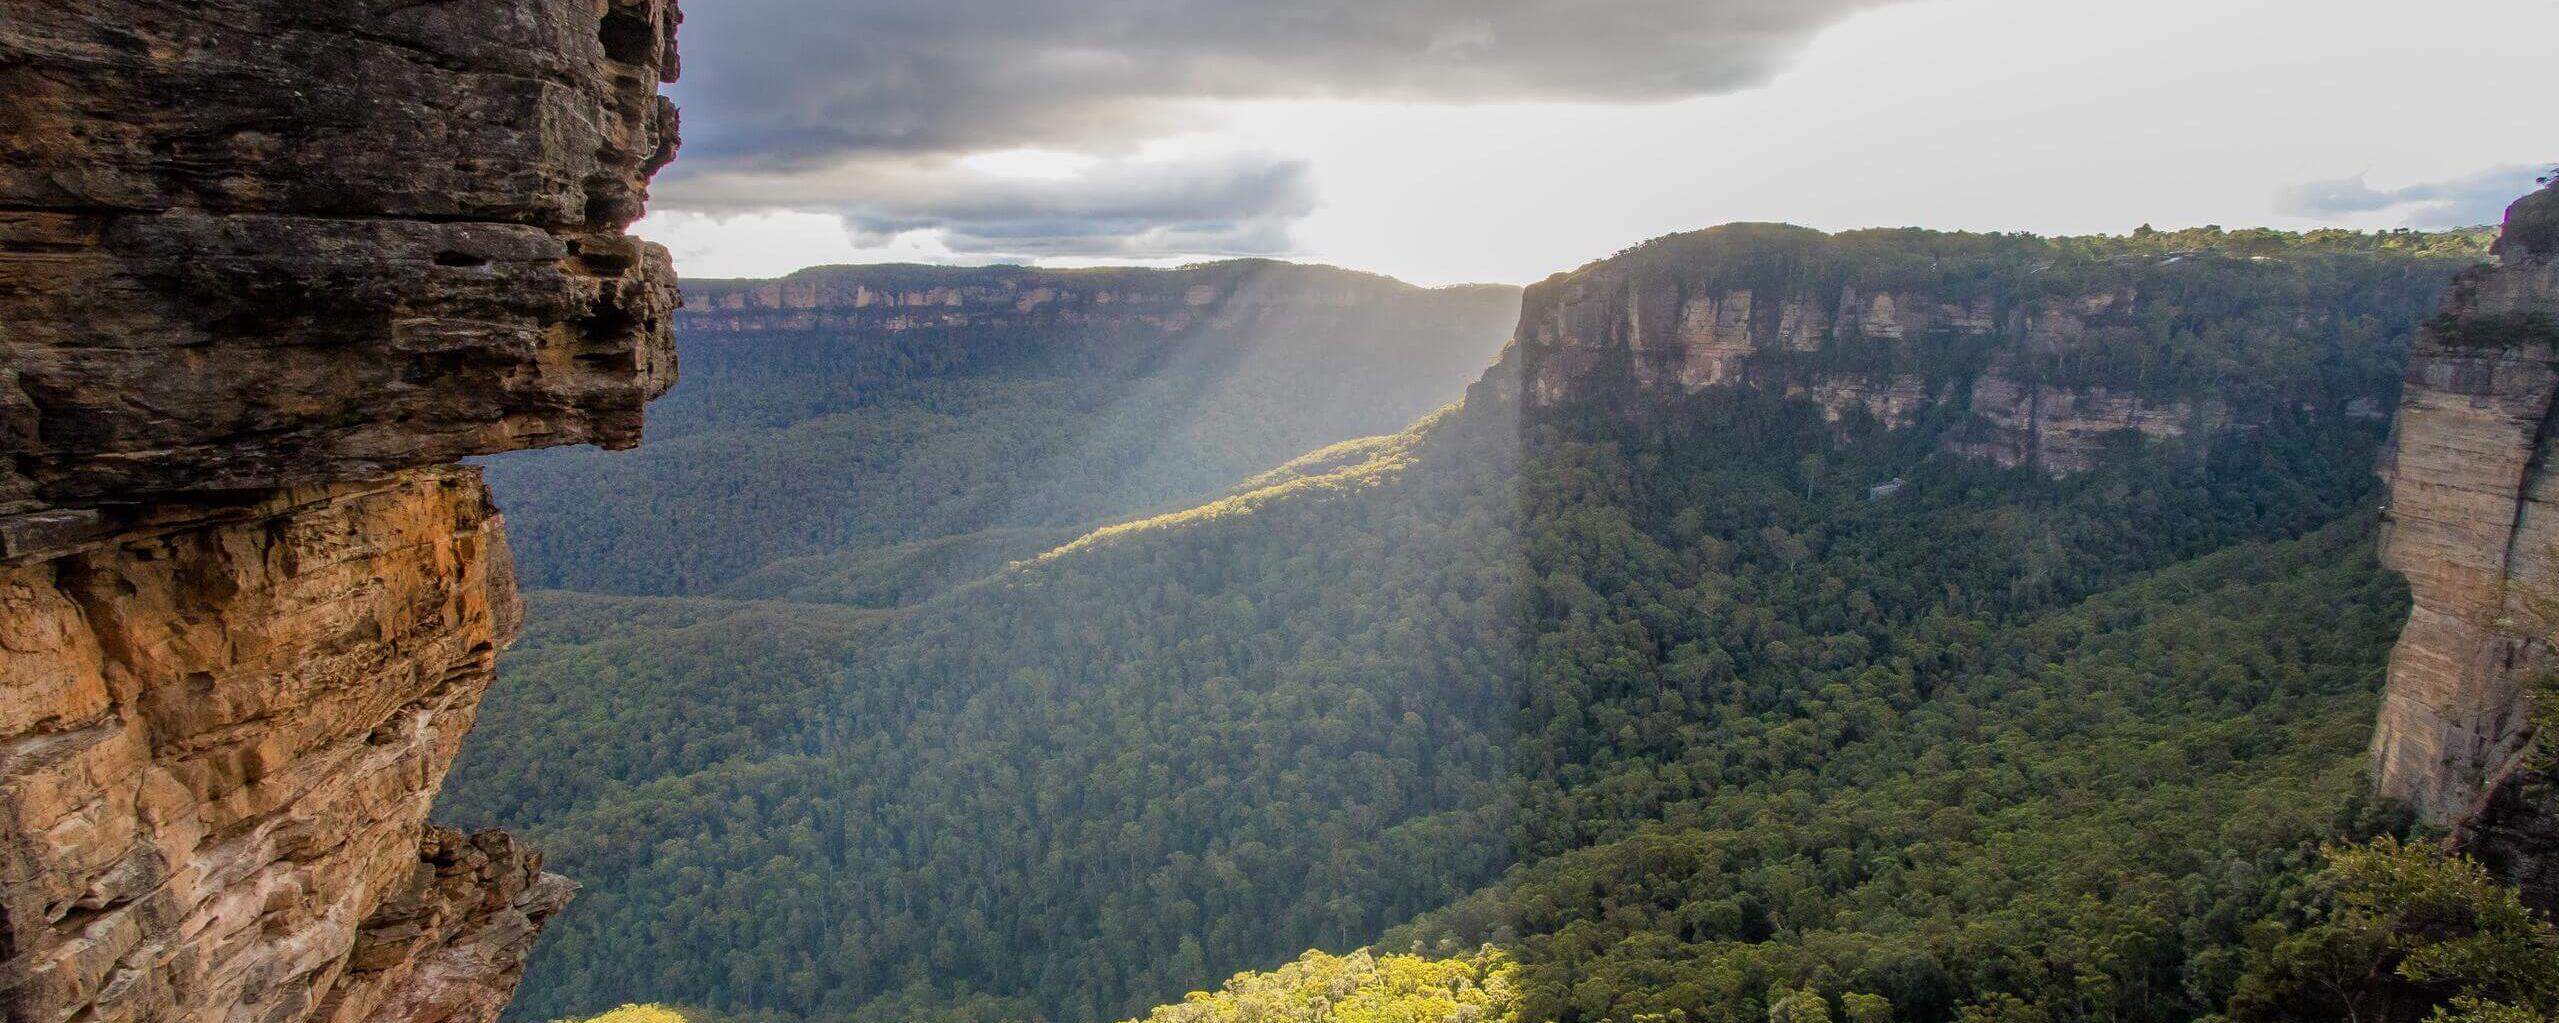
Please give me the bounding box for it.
[2371,183,2559,838]
[0,3,681,1022]
[1505,224,2469,475]
[0,0,682,557]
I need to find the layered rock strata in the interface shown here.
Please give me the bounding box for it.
[0,471,546,1023]
[1504,225,2438,475]
[2371,183,2559,828]
[0,2,681,1022]
[0,0,682,555]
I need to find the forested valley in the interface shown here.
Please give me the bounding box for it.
[438,226,2547,1023]
[482,259,1521,596]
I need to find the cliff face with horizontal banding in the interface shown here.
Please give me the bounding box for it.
[0,2,681,1022]
[1503,223,2470,476]
[0,0,681,556]
[2372,183,2559,842]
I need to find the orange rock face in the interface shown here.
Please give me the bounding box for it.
[0,2,682,1022]
[1,471,550,1023]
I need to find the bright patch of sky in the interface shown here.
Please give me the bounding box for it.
[639,0,2556,286]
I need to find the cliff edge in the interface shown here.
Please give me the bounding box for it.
[0,2,681,1022]
[1503,223,2472,474]
[2372,181,2559,900]
[2371,182,2559,821]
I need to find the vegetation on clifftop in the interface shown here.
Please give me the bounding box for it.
[1551,223,2489,406]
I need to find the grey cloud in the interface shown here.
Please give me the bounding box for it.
[669,0,1907,169]
[662,151,1319,259]
[653,0,1905,259]
[2278,165,2554,228]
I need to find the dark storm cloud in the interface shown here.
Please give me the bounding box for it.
[669,0,1906,166]
[864,158,1316,258]
[2278,164,2554,229]
[654,0,1904,256]
[660,150,1318,258]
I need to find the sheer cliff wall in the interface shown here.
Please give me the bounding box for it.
[1500,224,2457,477]
[2372,184,2559,891]
[0,2,681,1022]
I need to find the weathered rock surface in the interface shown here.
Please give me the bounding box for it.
[315,827,576,1023]
[0,2,683,1022]
[1505,225,2438,475]
[0,0,683,536]
[2371,182,2559,825]
[0,470,525,1023]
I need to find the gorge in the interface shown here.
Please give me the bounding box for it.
[2,3,2556,1023]
[484,260,1519,595]
[450,221,2501,1023]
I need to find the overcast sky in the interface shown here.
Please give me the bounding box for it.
[638,0,2557,286]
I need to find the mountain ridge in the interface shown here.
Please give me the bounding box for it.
[485,259,1522,594]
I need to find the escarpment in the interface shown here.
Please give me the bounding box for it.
[2372,183,2559,857]
[0,2,681,1022]
[685,259,1517,332]
[668,261,1520,407]
[1507,224,2471,474]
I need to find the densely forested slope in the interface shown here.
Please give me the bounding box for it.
[481,260,1520,595]
[445,228,2497,1023]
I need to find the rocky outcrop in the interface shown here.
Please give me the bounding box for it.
[318,827,575,1023]
[2371,183,2559,827]
[0,3,682,1023]
[1507,224,2453,475]
[1,471,526,1023]
[0,0,683,557]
